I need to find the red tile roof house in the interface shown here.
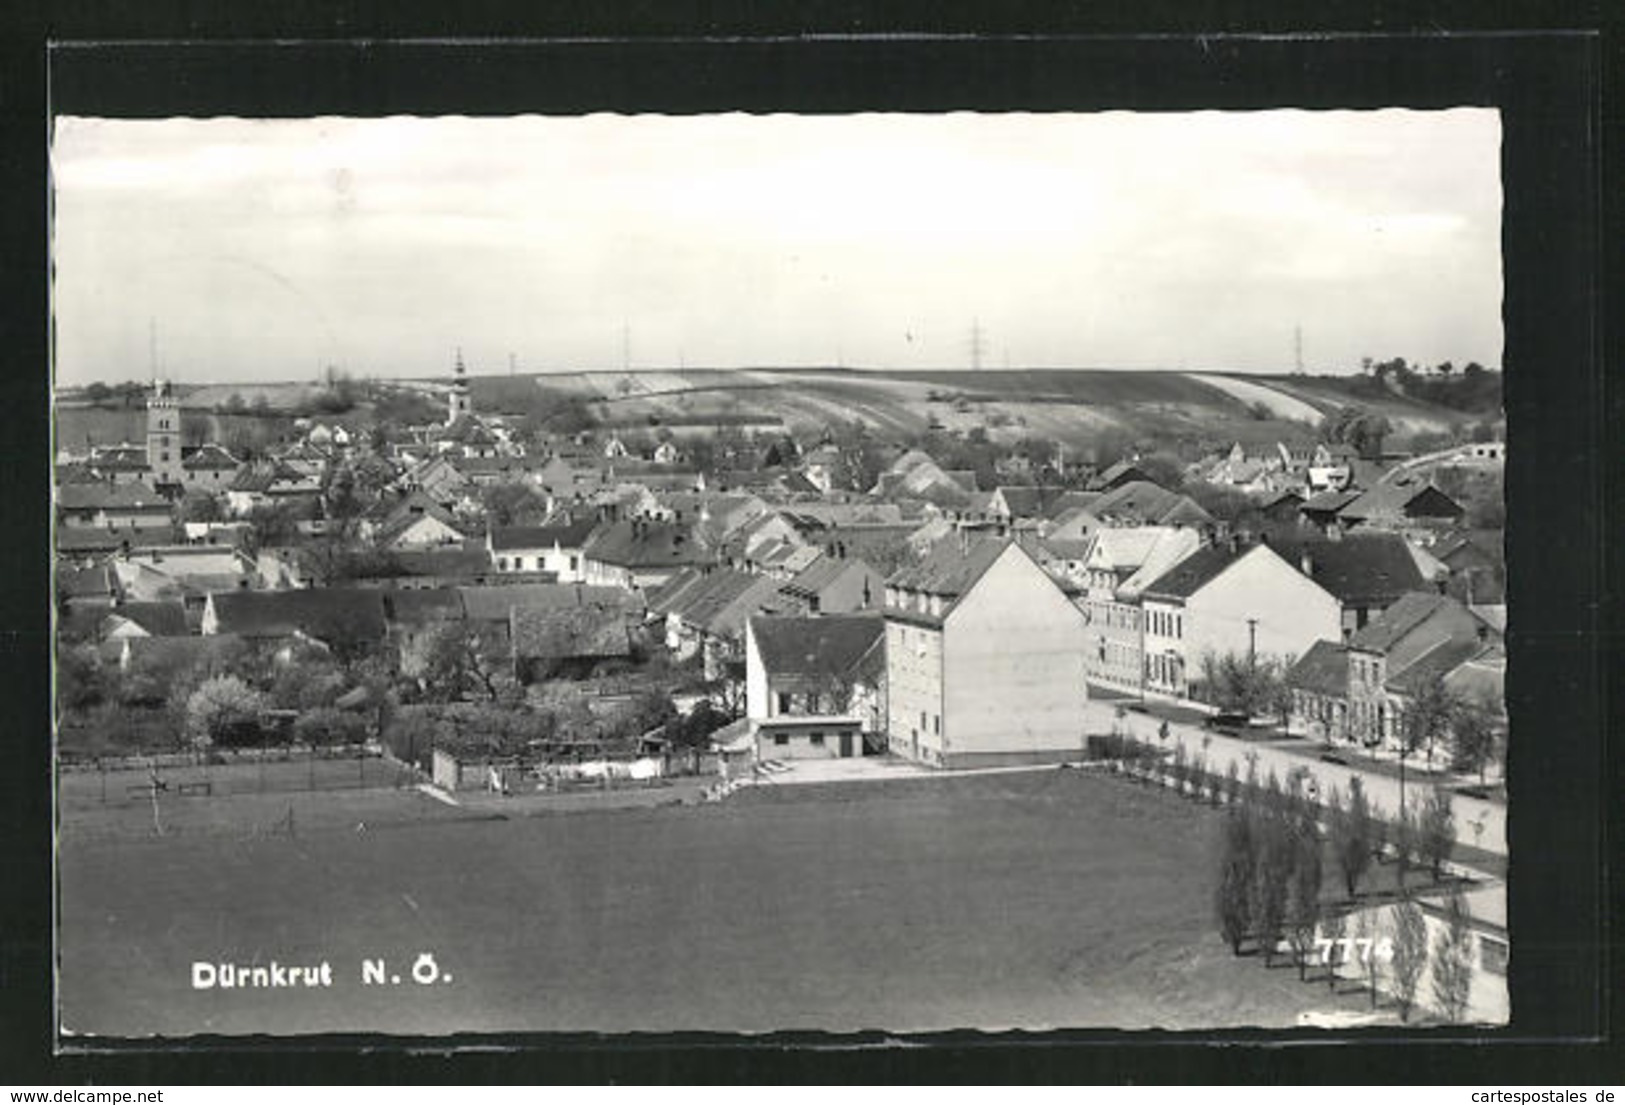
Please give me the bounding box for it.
[882,534,1089,769]
[201,588,389,658]
[646,567,786,680]
[745,613,886,761]
[510,604,637,684]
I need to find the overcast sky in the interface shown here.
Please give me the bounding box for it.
[51,110,1502,387]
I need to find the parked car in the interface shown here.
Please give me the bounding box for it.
[1204,711,1249,733]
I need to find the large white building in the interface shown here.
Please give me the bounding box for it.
[1138,538,1343,700]
[883,534,1089,768]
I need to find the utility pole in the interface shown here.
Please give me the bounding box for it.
[969,318,988,372]
[1246,617,1259,667]
[148,317,159,383]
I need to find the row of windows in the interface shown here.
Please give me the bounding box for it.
[1089,603,1141,631]
[1146,608,1184,639]
[772,732,827,747]
[1147,652,1184,689]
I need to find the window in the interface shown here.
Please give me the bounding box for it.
[920,711,927,730]
[777,692,791,715]
[498,557,508,570]
[809,733,824,746]
[1480,935,1508,975]
[932,715,940,735]
[773,734,789,747]
[569,555,579,571]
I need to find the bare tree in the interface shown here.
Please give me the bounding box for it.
[1358,907,1382,1009]
[1390,898,1429,1023]
[1321,906,1347,990]
[1431,891,1475,1023]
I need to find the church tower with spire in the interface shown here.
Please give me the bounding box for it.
[145,378,184,490]
[447,348,472,426]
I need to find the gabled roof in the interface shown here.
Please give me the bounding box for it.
[1140,542,1254,601]
[58,482,170,511]
[107,600,190,637]
[58,563,119,599]
[1345,590,1459,653]
[1339,480,1465,523]
[886,533,1011,608]
[383,545,494,579]
[1044,490,1102,520]
[1300,489,1363,514]
[382,588,465,625]
[583,520,713,569]
[510,605,634,661]
[1262,531,1426,608]
[1090,481,1211,526]
[748,612,885,682]
[1384,636,1491,697]
[207,588,388,641]
[1089,460,1148,490]
[457,583,641,623]
[781,554,870,599]
[490,517,600,551]
[57,525,178,555]
[182,443,241,470]
[1286,639,1350,696]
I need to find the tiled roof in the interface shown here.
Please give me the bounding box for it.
[181,443,240,470]
[384,546,494,578]
[208,588,388,641]
[490,517,600,551]
[457,583,641,623]
[510,605,633,661]
[1385,636,1490,697]
[382,588,465,624]
[58,482,170,511]
[1301,489,1362,514]
[1140,542,1252,601]
[887,533,1009,599]
[108,600,190,637]
[57,525,178,555]
[1339,480,1465,523]
[1262,531,1426,607]
[583,520,713,569]
[1090,481,1211,526]
[748,613,885,681]
[1345,591,1458,653]
[58,563,118,599]
[781,554,858,598]
[1286,639,1350,696]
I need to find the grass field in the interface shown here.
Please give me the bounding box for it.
[58,768,1381,1038]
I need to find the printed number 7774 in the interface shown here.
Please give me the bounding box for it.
[1315,936,1395,964]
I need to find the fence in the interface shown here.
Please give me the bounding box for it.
[58,743,411,808]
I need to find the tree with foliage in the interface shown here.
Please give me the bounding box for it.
[1390,898,1429,1022]
[1450,692,1500,783]
[1332,778,1375,899]
[178,490,225,524]
[1418,786,1457,882]
[1392,802,1417,892]
[1215,806,1256,956]
[1321,906,1347,990]
[1284,808,1324,980]
[293,706,367,748]
[1400,677,1460,769]
[56,643,111,719]
[1197,650,1293,722]
[409,621,512,703]
[1134,451,1186,491]
[185,675,268,752]
[1431,891,1475,1023]
[1249,806,1292,966]
[1357,905,1383,1009]
[482,482,548,527]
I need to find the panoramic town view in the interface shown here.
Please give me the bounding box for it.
[51,111,1508,1036]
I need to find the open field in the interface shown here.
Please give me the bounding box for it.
[59,768,1384,1038]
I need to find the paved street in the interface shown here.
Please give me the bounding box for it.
[1085,698,1507,858]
